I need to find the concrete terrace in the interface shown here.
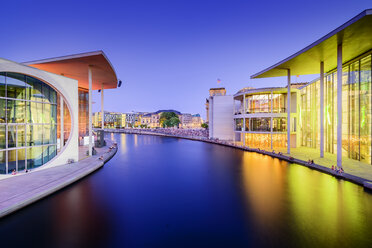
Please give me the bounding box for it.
[0,141,117,218]
[276,146,372,181]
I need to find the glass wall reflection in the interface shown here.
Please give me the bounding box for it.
[0,72,71,174]
[300,53,372,164]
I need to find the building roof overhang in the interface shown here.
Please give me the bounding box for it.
[251,9,372,79]
[23,50,118,90]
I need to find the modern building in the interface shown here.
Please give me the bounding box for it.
[208,88,234,140]
[206,87,226,123]
[0,51,118,174]
[249,9,372,167]
[233,84,306,149]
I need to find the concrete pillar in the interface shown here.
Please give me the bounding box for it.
[233,98,236,143]
[271,90,273,150]
[337,44,343,168]
[101,84,104,130]
[60,95,64,149]
[320,61,324,158]
[243,94,246,114]
[287,69,291,154]
[88,66,93,156]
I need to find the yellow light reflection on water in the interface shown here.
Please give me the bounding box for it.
[241,151,372,246]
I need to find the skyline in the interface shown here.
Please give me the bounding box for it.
[1,0,371,118]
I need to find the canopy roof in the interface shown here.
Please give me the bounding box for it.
[251,9,372,79]
[24,51,118,90]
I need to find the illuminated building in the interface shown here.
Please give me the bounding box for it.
[93,111,126,128]
[0,51,118,174]
[251,9,372,167]
[233,84,305,149]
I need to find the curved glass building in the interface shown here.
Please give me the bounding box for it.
[0,72,70,174]
[0,51,118,175]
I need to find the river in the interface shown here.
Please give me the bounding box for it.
[1,133,372,247]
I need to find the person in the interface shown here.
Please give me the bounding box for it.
[12,169,16,175]
[99,155,104,160]
[340,168,344,173]
[272,150,275,154]
[308,159,311,164]
[311,160,314,164]
[331,165,334,170]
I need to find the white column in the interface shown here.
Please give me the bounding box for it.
[243,94,246,114]
[101,84,104,130]
[60,96,64,149]
[337,44,343,168]
[320,61,324,158]
[271,90,273,150]
[233,98,236,143]
[287,69,291,154]
[88,66,93,156]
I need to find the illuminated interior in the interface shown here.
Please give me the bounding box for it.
[0,72,71,174]
[300,52,372,164]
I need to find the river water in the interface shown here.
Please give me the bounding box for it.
[1,133,372,247]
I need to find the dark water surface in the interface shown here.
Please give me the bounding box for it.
[1,133,372,247]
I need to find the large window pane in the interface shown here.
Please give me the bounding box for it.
[251,118,271,132]
[360,55,372,163]
[272,117,287,132]
[48,145,56,161]
[6,72,26,99]
[27,147,42,169]
[7,125,16,148]
[0,99,5,123]
[0,72,5,97]
[18,149,26,171]
[43,124,51,144]
[43,103,51,123]
[17,125,25,147]
[0,125,5,149]
[6,100,25,123]
[0,151,5,174]
[42,146,49,164]
[7,149,16,174]
[235,118,243,131]
[26,76,43,102]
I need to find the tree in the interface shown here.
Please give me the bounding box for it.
[201,123,208,129]
[159,112,180,128]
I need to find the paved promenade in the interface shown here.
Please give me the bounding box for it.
[106,128,372,191]
[0,141,117,218]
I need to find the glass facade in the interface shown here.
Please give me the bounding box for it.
[78,88,89,140]
[300,53,372,164]
[244,133,287,149]
[0,72,70,174]
[245,93,287,113]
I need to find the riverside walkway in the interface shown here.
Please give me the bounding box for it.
[105,128,372,191]
[0,141,117,218]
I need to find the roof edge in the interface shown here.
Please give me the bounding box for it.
[250,9,371,79]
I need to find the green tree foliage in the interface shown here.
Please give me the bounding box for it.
[201,123,208,129]
[160,112,180,128]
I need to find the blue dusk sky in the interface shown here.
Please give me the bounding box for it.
[1,0,371,119]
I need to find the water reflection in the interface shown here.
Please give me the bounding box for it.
[241,151,372,247]
[0,133,371,247]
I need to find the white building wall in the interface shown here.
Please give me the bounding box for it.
[209,95,233,140]
[0,58,79,169]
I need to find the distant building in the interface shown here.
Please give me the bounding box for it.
[206,87,226,123]
[208,88,234,140]
[93,111,126,128]
[180,113,193,128]
[191,114,202,128]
